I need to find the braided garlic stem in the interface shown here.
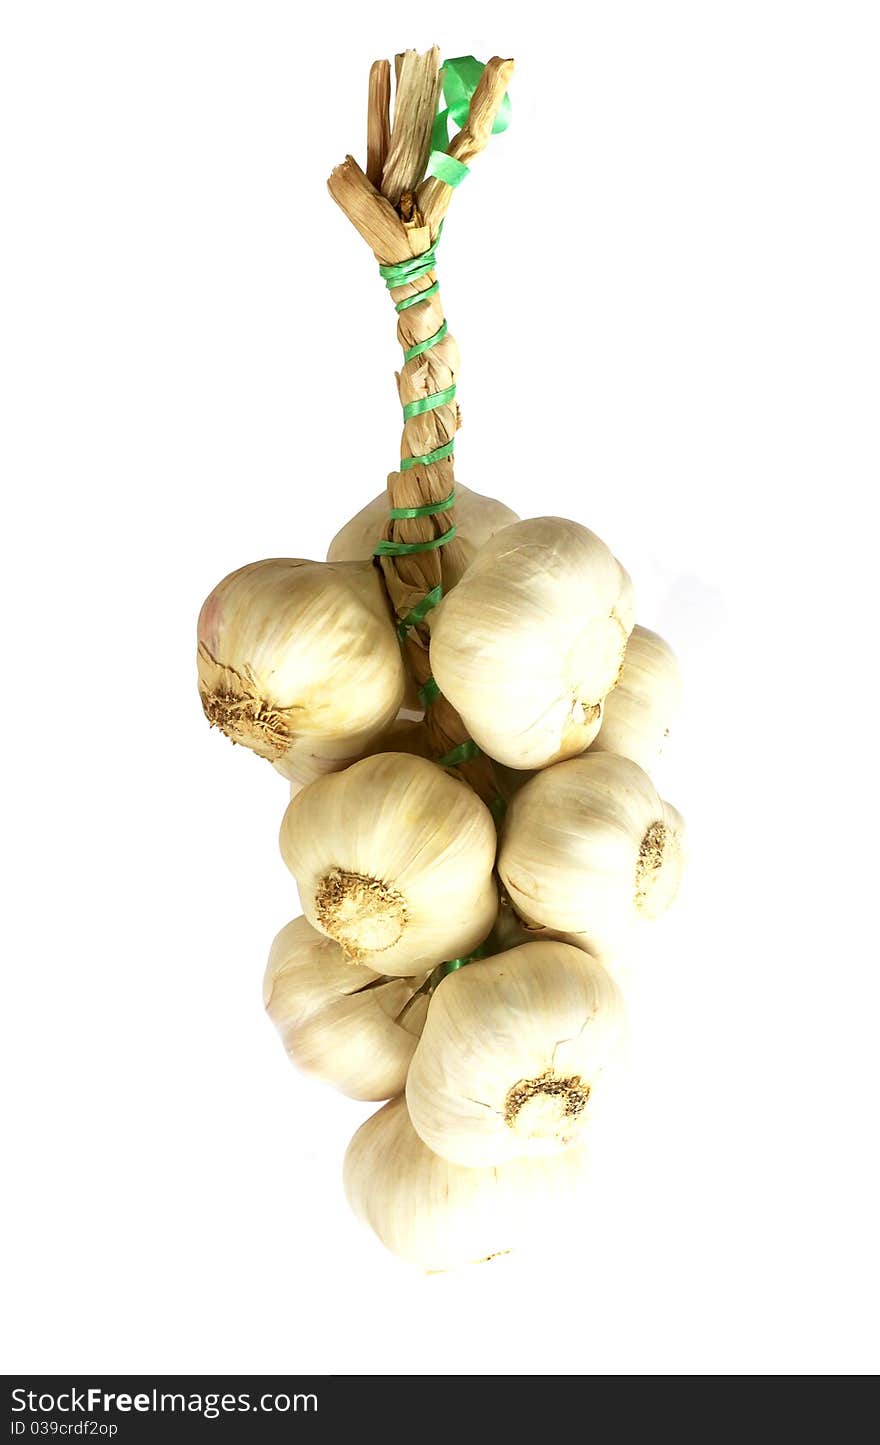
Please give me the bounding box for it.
[327,52,514,806]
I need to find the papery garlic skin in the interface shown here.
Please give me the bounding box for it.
[197,558,405,774]
[406,942,624,1167]
[429,517,635,769]
[588,624,681,771]
[498,753,685,961]
[344,1095,587,1271]
[327,483,520,589]
[264,917,428,1101]
[279,753,498,976]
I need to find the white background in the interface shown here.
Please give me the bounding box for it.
[2,0,878,1375]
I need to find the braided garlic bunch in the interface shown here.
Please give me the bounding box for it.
[197,49,686,1270]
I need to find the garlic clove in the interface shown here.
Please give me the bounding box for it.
[264,917,430,1101]
[279,752,498,976]
[405,941,625,1167]
[327,482,520,589]
[588,624,681,771]
[344,1094,588,1271]
[429,517,635,769]
[498,752,685,961]
[197,558,405,773]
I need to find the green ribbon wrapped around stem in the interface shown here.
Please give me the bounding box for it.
[426,56,511,187]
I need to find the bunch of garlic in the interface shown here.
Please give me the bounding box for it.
[197,558,406,784]
[429,517,636,768]
[279,752,497,975]
[197,500,685,1273]
[193,43,696,1273]
[264,916,429,1101]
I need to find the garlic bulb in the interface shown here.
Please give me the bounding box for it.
[327,483,520,589]
[279,752,497,975]
[264,917,429,1101]
[429,517,635,769]
[344,1095,587,1271]
[406,942,623,1166]
[589,624,681,771]
[197,558,405,777]
[498,753,685,960]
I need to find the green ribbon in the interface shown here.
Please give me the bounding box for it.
[379,224,445,312]
[400,438,455,471]
[402,383,456,421]
[388,490,455,520]
[436,738,482,768]
[427,55,512,186]
[396,585,444,640]
[394,281,439,313]
[374,525,456,558]
[442,944,486,977]
[404,320,448,362]
[426,152,470,188]
[378,235,442,290]
[418,675,440,708]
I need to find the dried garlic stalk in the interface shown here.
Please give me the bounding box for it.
[327,50,514,804]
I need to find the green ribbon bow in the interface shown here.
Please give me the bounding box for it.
[426,55,511,188]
